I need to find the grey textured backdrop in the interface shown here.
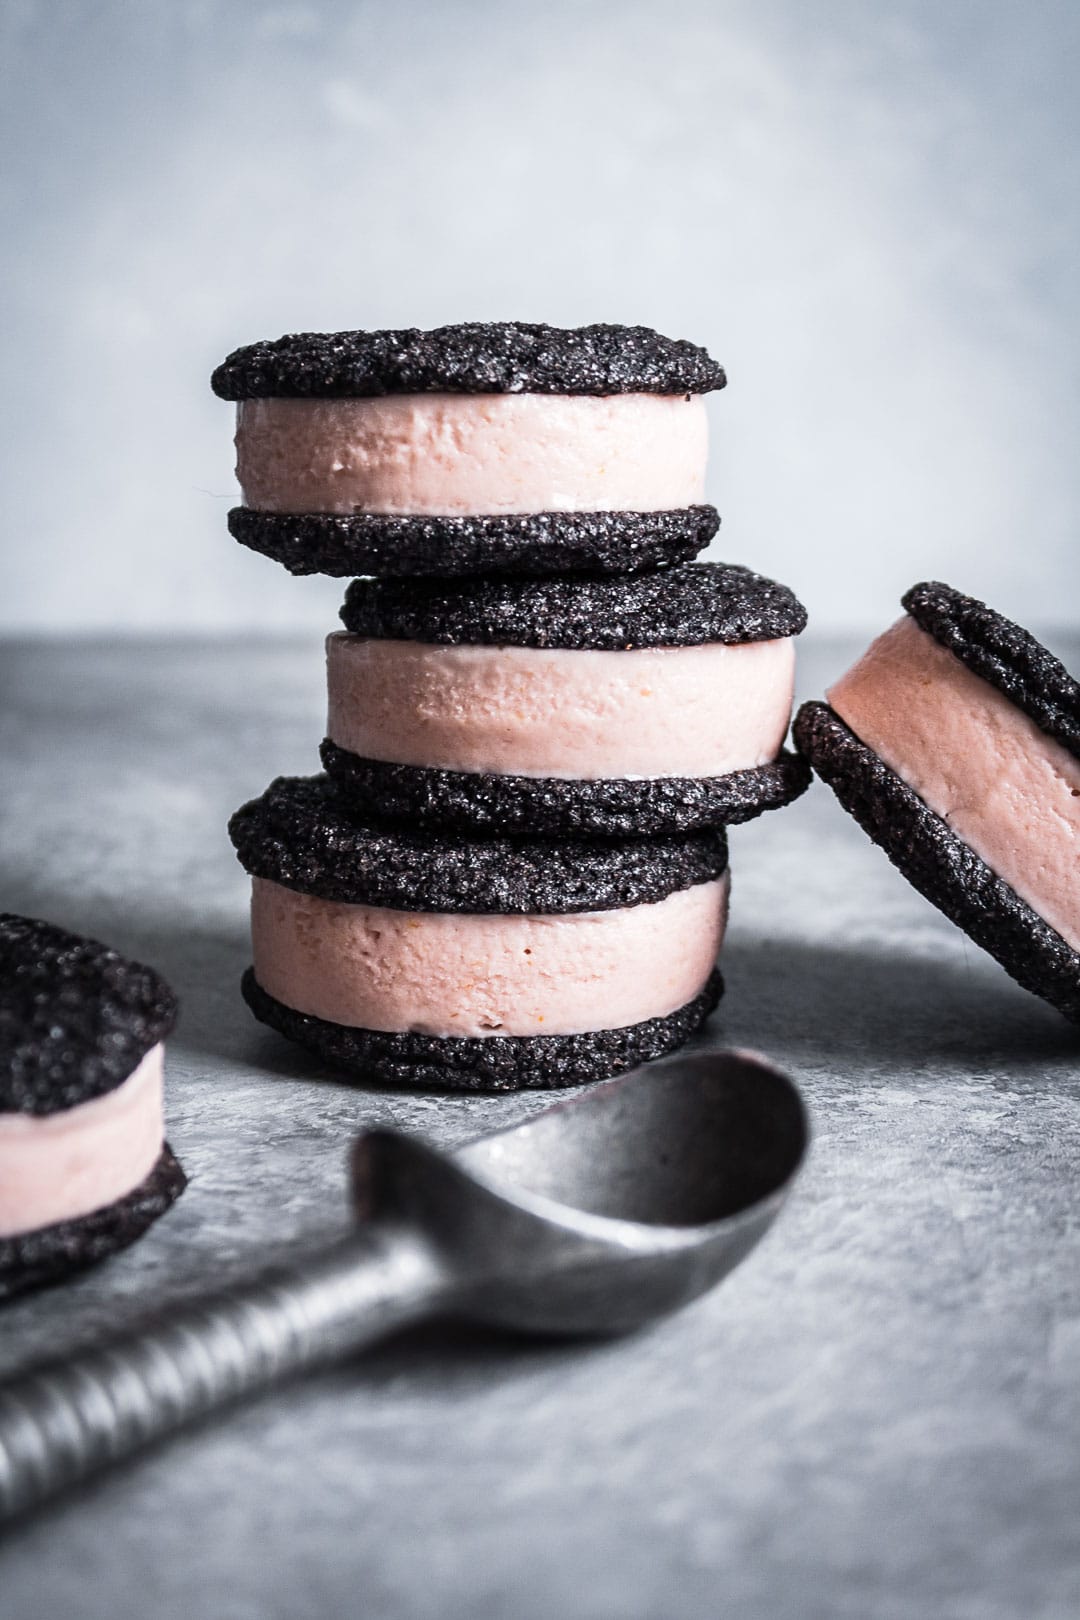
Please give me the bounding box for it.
[2,0,1079,632]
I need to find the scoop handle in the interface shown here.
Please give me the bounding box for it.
[0,1225,443,1522]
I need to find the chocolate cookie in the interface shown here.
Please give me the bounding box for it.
[211,322,727,399]
[229,775,730,912]
[227,504,719,579]
[338,562,807,650]
[320,744,810,839]
[1,913,177,1113]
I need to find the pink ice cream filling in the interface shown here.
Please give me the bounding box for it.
[235,392,707,517]
[0,1044,165,1240]
[326,634,796,780]
[250,875,729,1039]
[828,614,1080,951]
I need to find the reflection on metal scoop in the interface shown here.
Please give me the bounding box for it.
[0,1049,807,1520]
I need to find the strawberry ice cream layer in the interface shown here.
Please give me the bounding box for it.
[250,874,729,1038]
[326,633,795,780]
[828,615,1080,950]
[0,1044,165,1239]
[235,392,707,516]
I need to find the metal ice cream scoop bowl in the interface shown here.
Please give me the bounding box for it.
[0,1049,807,1520]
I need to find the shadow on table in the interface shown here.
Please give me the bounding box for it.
[720,934,1080,1078]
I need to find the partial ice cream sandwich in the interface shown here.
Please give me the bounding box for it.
[794,583,1080,1021]
[320,563,810,836]
[229,776,729,1090]
[0,914,186,1299]
[211,322,725,577]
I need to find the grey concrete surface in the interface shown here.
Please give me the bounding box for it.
[1,634,1079,1620]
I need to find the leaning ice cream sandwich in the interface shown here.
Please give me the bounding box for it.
[320,562,810,837]
[210,321,724,578]
[0,914,186,1299]
[794,582,1080,1021]
[229,776,729,1089]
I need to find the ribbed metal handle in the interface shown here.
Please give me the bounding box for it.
[0,1224,444,1521]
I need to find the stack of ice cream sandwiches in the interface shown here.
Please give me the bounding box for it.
[212,322,810,1090]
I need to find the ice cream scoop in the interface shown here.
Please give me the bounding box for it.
[0,1049,806,1520]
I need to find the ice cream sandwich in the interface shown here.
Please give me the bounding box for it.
[321,562,810,837]
[0,914,186,1299]
[229,776,729,1089]
[211,321,725,577]
[794,583,1080,1020]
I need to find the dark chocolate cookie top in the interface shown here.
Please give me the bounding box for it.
[903,582,1080,762]
[211,322,726,400]
[229,776,729,914]
[0,914,178,1116]
[339,562,807,650]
